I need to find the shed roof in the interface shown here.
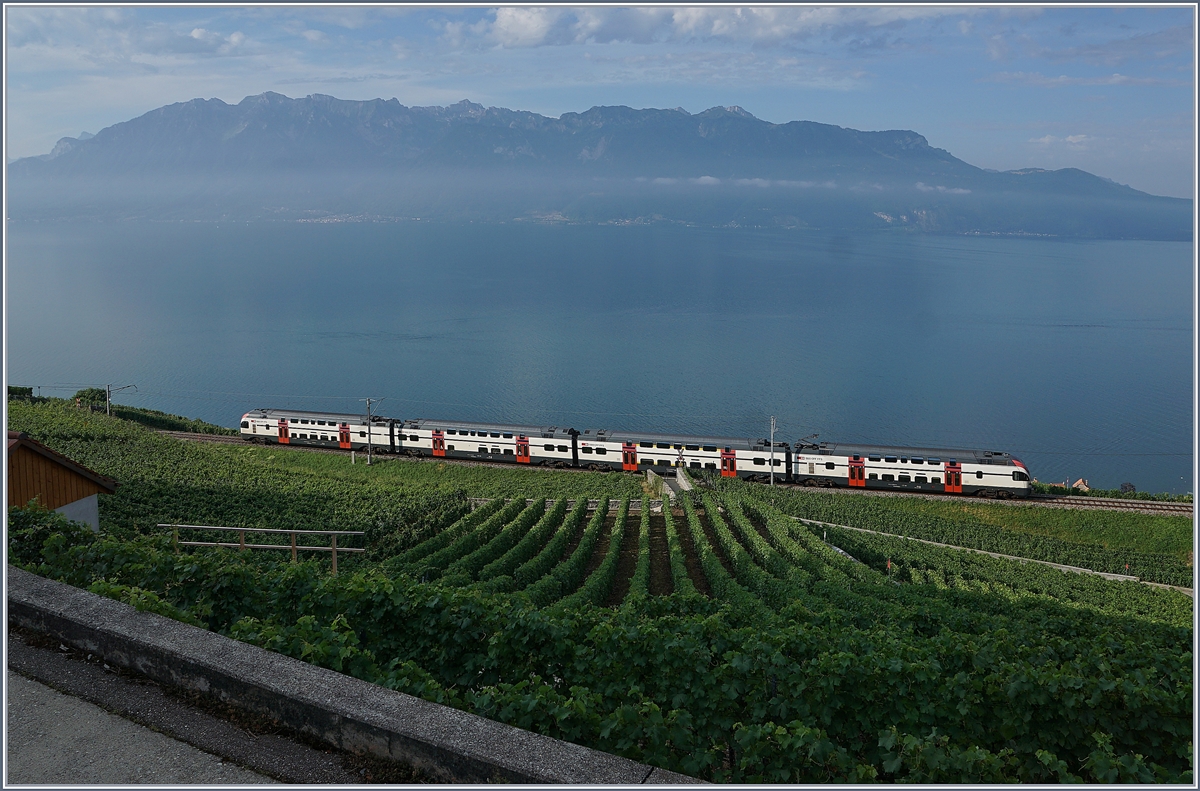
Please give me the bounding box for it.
[7,431,118,494]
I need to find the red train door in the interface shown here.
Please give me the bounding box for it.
[848,457,865,487]
[278,419,290,444]
[944,461,963,493]
[338,423,351,449]
[622,442,638,471]
[516,436,530,463]
[721,448,737,477]
[432,430,446,457]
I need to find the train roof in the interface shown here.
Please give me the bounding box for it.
[402,418,578,439]
[796,441,1018,464]
[590,429,778,451]
[245,408,373,423]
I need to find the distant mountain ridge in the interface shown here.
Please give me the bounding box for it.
[8,92,1189,239]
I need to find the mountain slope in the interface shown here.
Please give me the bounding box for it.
[8,92,1189,239]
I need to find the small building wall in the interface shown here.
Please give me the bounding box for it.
[8,445,109,511]
[54,494,100,532]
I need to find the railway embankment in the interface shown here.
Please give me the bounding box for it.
[7,566,700,785]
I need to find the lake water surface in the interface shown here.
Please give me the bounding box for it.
[6,220,1193,493]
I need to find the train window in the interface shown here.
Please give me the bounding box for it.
[656,442,670,449]
[558,445,568,453]
[409,435,419,441]
[503,433,513,439]
[932,476,941,484]
[686,444,700,451]
[1013,471,1029,482]
[705,463,717,469]
[754,458,765,466]
[703,445,717,452]
[658,459,670,466]
[503,448,513,455]
[773,459,782,466]
[852,455,861,461]
[868,473,878,480]
[446,430,456,435]
[359,431,366,438]
[491,447,501,453]
[640,441,653,448]
[447,445,455,451]
[927,458,940,464]
[691,461,701,469]
[826,462,835,470]
[582,447,593,454]
[911,458,923,464]
[882,474,894,481]
[976,470,984,479]
[808,463,815,474]
[595,447,607,455]
[480,446,488,453]
[915,475,927,484]
[544,444,555,451]
[240,421,250,429]
[948,458,957,464]
[900,457,908,463]
[869,455,881,462]
[490,432,500,438]
[885,456,897,463]
[899,474,910,483]
[316,421,325,426]
[673,444,683,450]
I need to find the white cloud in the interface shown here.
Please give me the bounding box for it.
[692,176,720,185]
[986,71,1188,87]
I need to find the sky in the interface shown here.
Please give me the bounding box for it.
[4,4,1196,198]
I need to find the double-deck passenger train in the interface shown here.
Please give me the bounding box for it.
[240,408,1032,499]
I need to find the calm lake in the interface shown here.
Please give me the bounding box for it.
[6,220,1193,493]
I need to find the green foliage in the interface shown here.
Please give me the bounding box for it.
[626,501,652,599]
[742,481,1193,585]
[73,387,107,406]
[662,503,696,596]
[524,497,611,606]
[7,503,97,566]
[1034,481,1192,503]
[511,498,590,590]
[561,498,630,608]
[110,404,238,435]
[477,499,569,584]
[443,499,547,584]
[7,399,1194,784]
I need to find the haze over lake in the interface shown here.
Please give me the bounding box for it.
[7,220,1192,493]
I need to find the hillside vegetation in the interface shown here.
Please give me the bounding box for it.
[7,399,1193,783]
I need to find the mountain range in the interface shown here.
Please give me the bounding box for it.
[8,92,1190,239]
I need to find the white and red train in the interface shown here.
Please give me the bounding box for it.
[239,408,1032,499]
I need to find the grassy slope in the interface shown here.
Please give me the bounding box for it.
[876,495,1192,559]
[6,400,642,543]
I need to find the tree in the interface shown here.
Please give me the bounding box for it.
[1119,482,1136,494]
[73,387,106,406]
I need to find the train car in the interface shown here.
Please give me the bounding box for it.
[240,408,397,452]
[588,430,791,481]
[792,440,1031,498]
[394,418,580,467]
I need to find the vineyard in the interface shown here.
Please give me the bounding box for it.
[6,400,1195,783]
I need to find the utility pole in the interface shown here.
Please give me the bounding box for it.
[106,384,136,416]
[361,397,385,465]
[769,415,777,486]
[364,398,374,465]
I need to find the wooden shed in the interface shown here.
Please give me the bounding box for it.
[7,431,117,531]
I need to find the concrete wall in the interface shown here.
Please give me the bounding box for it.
[54,493,99,532]
[7,567,702,784]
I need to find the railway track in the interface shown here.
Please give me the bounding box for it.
[160,432,1193,514]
